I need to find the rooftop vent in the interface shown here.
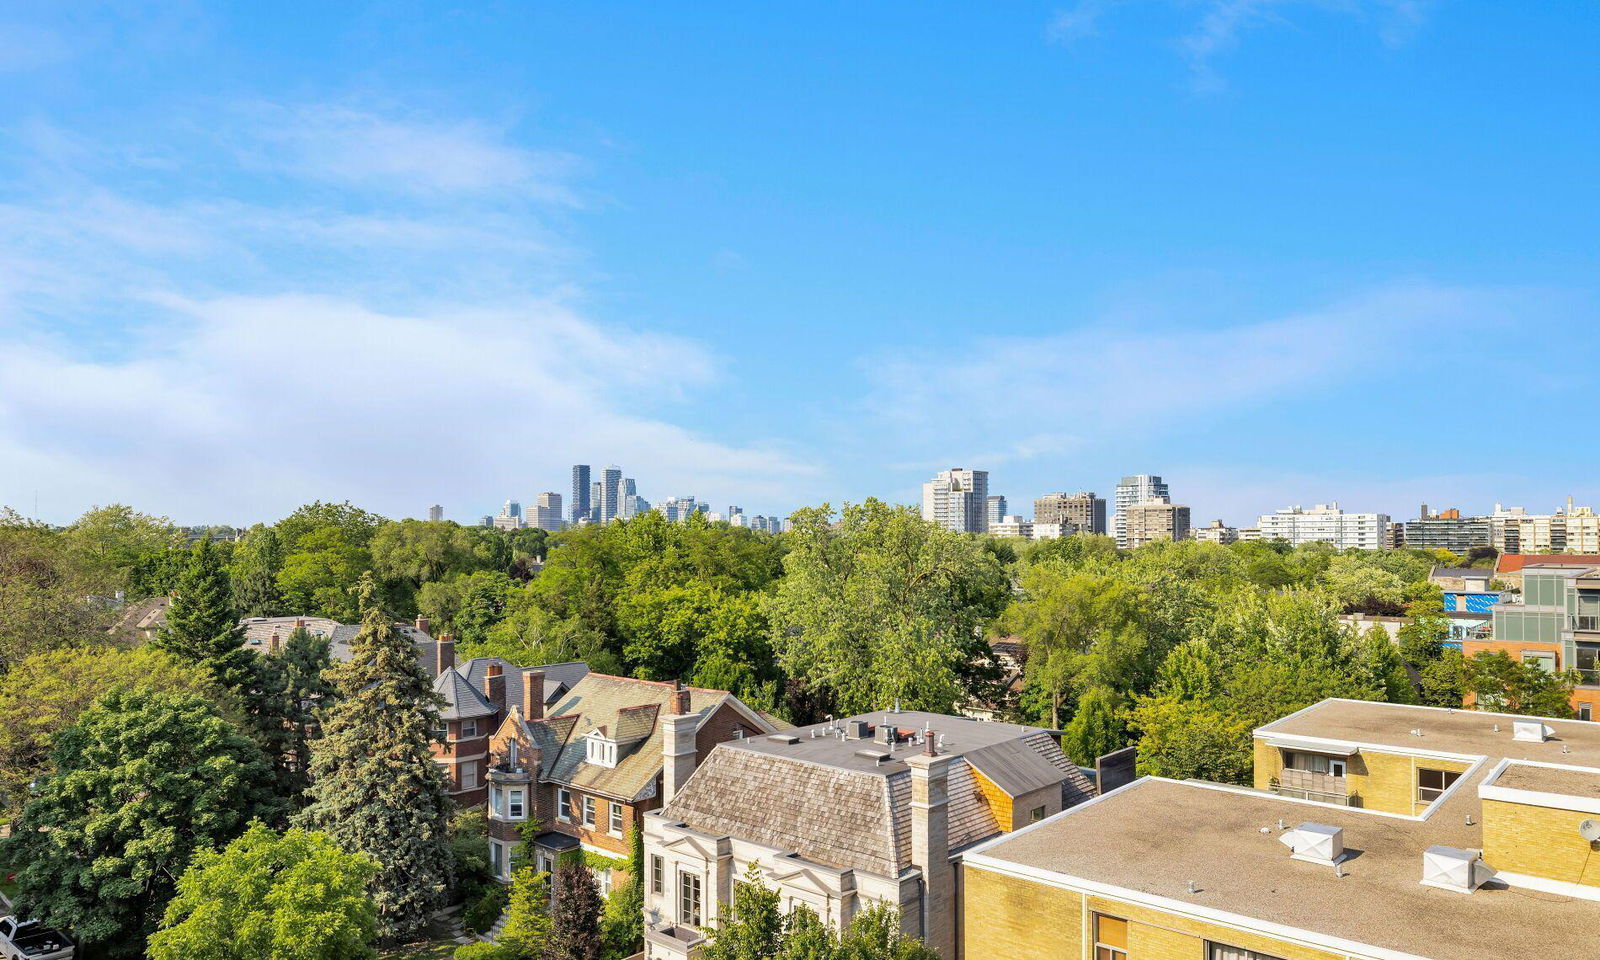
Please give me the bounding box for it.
[767,734,800,745]
[1513,719,1553,743]
[876,724,898,746]
[847,719,872,740]
[1421,845,1495,893]
[1278,823,1345,866]
[854,748,891,765]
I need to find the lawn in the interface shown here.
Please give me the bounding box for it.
[377,940,460,960]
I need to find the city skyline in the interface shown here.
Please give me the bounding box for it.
[2,5,1598,526]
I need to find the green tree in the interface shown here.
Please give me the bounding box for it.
[60,503,179,593]
[1060,685,1125,765]
[269,626,337,804]
[0,513,113,670]
[147,823,379,960]
[0,646,224,818]
[700,864,784,960]
[777,907,838,960]
[153,537,248,672]
[547,859,605,960]
[419,570,515,646]
[836,903,940,960]
[768,500,1009,716]
[1467,651,1577,718]
[0,688,280,957]
[600,825,645,960]
[232,525,287,617]
[297,574,454,943]
[500,865,554,958]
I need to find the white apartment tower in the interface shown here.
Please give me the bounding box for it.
[1255,502,1391,550]
[1114,474,1169,548]
[921,468,990,534]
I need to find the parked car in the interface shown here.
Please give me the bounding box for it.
[0,916,75,960]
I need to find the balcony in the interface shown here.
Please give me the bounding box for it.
[1273,769,1353,806]
[1574,615,1600,633]
[645,922,705,959]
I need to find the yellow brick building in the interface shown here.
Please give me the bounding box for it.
[957,699,1600,960]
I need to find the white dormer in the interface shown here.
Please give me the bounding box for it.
[585,728,619,768]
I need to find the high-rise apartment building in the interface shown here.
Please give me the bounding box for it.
[494,499,524,531]
[570,465,591,524]
[921,468,990,533]
[660,497,698,522]
[600,465,622,524]
[532,492,564,532]
[1114,475,1168,548]
[589,481,602,522]
[1490,500,1600,555]
[1034,491,1107,535]
[986,496,1007,527]
[1399,506,1490,554]
[1255,503,1390,550]
[1123,500,1191,548]
[427,504,443,522]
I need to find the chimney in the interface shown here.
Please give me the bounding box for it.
[415,615,431,636]
[436,634,456,676]
[662,682,697,805]
[523,670,545,721]
[907,746,956,958]
[483,662,507,719]
[268,630,282,655]
[294,618,306,629]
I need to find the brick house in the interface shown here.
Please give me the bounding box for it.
[429,636,590,806]
[481,674,778,895]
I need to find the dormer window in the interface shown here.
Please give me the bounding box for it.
[585,733,619,768]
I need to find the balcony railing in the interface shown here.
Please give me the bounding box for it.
[1574,615,1600,632]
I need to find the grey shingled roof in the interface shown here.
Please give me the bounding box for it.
[661,713,1095,878]
[462,658,590,715]
[435,666,498,720]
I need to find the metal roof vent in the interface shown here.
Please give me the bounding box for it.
[1513,719,1553,743]
[1421,845,1495,893]
[1278,823,1345,866]
[767,733,800,745]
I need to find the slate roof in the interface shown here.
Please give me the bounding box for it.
[434,666,498,720]
[530,674,770,802]
[462,658,589,715]
[238,616,438,669]
[659,712,1096,878]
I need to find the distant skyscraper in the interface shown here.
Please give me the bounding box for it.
[1035,492,1106,535]
[986,496,1008,527]
[618,477,640,519]
[427,504,443,523]
[533,492,564,531]
[1124,500,1191,548]
[590,481,602,522]
[1114,475,1169,548]
[503,499,522,520]
[494,499,524,531]
[601,465,622,523]
[570,465,591,524]
[921,468,989,533]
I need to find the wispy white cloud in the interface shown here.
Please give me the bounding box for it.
[1047,0,1116,44]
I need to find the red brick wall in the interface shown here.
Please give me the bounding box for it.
[695,702,764,760]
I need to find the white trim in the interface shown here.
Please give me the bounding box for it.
[1263,736,1360,757]
[962,854,1432,960]
[1256,696,1600,737]
[1254,729,1480,766]
[1478,757,1600,815]
[1493,869,1600,902]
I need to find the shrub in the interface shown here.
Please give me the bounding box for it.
[463,885,508,934]
[454,944,514,960]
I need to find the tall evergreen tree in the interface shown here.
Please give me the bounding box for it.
[277,625,336,802]
[297,574,453,943]
[153,537,249,676]
[547,860,604,960]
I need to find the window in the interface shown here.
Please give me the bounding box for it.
[583,796,597,828]
[461,719,479,738]
[610,801,625,837]
[509,788,526,820]
[1582,703,1593,722]
[1209,944,1286,960]
[585,735,618,767]
[650,855,664,895]
[489,840,504,879]
[558,788,573,822]
[1524,651,1558,673]
[1284,751,1345,777]
[679,870,702,927]
[461,761,478,790]
[1029,806,1046,824]
[1093,914,1127,960]
[1418,768,1462,803]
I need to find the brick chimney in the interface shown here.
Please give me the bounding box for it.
[268,630,282,655]
[907,743,955,958]
[523,670,545,721]
[415,615,431,636]
[661,681,697,805]
[435,634,455,676]
[483,662,507,720]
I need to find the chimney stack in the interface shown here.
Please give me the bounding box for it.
[484,662,507,718]
[662,681,697,804]
[415,615,431,636]
[436,634,456,676]
[268,630,282,655]
[523,670,545,721]
[907,749,955,958]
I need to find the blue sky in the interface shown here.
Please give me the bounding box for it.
[1,1,1596,526]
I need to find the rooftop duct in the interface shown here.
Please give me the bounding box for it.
[1278,823,1345,866]
[1421,845,1495,893]
[1512,719,1553,743]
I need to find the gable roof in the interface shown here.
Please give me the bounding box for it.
[538,674,774,802]
[435,666,497,720]
[462,657,589,715]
